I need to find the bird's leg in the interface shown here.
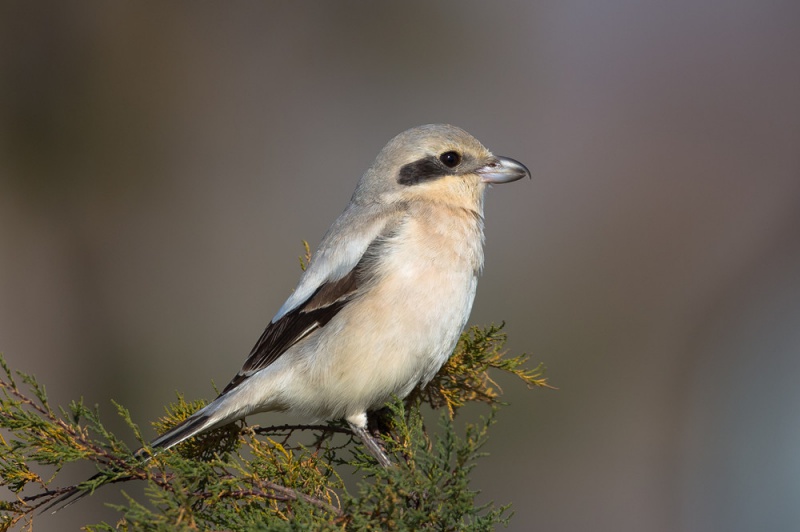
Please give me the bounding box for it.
[348,422,393,467]
[346,413,392,468]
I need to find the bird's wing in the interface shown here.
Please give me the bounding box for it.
[222,203,404,394]
[273,202,400,322]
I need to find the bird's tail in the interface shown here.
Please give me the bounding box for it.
[42,404,222,514]
[149,409,216,450]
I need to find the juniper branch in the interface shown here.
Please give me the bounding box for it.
[0,322,549,530]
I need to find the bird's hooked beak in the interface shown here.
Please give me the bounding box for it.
[477,156,531,184]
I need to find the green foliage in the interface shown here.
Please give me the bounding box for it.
[344,401,511,532]
[0,324,549,531]
[298,240,312,272]
[418,323,554,416]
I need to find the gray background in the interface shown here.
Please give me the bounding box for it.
[2,2,800,531]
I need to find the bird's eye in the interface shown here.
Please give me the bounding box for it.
[439,151,461,168]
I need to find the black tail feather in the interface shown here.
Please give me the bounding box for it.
[150,412,212,450]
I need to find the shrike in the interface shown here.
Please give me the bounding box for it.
[51,124,529,509]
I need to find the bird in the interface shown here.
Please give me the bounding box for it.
[47,123,529,511]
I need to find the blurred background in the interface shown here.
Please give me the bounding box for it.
[2,2,799,530]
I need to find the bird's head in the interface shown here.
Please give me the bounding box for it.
[353,124,530,210]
